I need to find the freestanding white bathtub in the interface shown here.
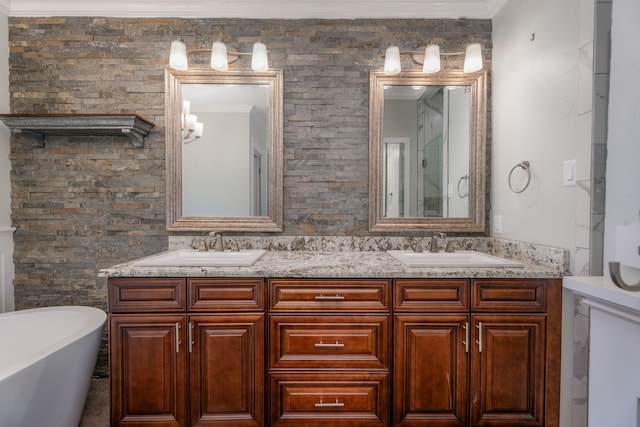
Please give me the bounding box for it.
[0,305,106,427]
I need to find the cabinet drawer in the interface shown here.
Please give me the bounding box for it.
[188,278,265,311]
[270,314,389,369]
[269,279,390,312]
[394,279,470,312]
[270,372,388,427]
[109,278,186,313]
[472,279,547,312]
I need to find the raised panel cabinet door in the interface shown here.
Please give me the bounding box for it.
[109,315,188,427]
[189,314,265,427]
[394,314,469,427]
[470,314,546,427]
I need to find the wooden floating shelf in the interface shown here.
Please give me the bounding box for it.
[0,114,155,148]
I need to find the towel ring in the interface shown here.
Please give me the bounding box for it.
[508,161,531,193]
[457,175,469,198]
[609,262,640,291]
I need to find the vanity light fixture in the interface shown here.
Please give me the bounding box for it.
[181,99,203,144]
[382,43,483,75]
[169,39,269,72]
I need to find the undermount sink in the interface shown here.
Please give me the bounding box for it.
[133,249,267,267]
[387,250,524,268]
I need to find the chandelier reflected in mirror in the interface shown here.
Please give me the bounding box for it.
[181,99,203,144]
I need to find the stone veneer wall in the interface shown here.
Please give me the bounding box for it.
[8,18,491,374]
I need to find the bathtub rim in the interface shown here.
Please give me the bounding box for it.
[0,305,107,382]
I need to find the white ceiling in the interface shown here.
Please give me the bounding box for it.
[0,0,509,19]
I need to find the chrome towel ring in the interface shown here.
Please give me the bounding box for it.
[457,175,469,198]
[508,160,531,193]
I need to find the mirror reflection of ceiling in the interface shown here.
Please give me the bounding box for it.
[182,84,270,117]
[8,0,511,19]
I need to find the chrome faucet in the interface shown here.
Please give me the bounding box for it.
[208,232,224,252]
[430,233,447,253]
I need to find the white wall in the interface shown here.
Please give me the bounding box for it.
[0,10,15,312]
[603,0,640,281]
[492,0,580,270]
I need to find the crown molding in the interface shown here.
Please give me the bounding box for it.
[6,0,491,19]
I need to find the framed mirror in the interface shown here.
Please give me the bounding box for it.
[165,68,283,232]
[369,70,487,233]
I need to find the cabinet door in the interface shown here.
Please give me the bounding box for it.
[394,314,469,427]
[470,314,545,427]
[110,315,187,427]
[189,314,264,427]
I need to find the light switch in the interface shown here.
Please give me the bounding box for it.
[494,214,503,234]
[563,160,577,186]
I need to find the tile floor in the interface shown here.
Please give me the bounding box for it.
[79,378,109,427]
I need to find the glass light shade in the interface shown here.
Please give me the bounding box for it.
[194,122,204,138]
[186,114,198,131]
[463,43,483,73]
[210,41,229,71]
[384,46,401,75]
[422,44,440,74]
[169,39,188,71]
[251,42,269,72]
[182,99,191,116]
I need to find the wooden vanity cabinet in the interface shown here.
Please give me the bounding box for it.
[109,276,560,427]
[394,278,561,427]
[268,279,392,427]
[109,277,265,427]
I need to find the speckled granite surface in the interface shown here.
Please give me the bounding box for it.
[99,237,568,279]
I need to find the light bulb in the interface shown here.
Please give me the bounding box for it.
[210,41,229,71]
[463,43,483,73]
[423,45,440,74]
[169,39,188,71]
[384,46,401,75]
[251,42,269,72]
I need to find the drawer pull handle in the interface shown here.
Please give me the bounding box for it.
[315,340,345,348]
[315,399,345,408]
[314,294,345,300]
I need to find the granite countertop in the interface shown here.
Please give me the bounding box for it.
[99,249,564,279]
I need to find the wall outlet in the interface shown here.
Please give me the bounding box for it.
[563,159,577,186]
[494,214,503,234]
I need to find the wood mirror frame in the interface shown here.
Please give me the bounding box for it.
[165,68,283,232]
[369,70,488,233]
